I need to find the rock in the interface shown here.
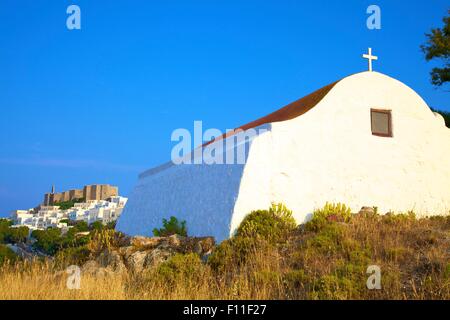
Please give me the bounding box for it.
[97,250,126,273]
[157,239,172,250]
[93,267,116,277]
[144,248,174,268]
[194,242,203,255]
[200,237,215,255]
[127,250,148,273]
[131,236,163,249]
[118,246,135,259]
[82,260,100,275]
[168,234,185,247]
[358,206,376,216]
[80,235,217,275]
[75,231,90,237]
[186,237,215,256]
[83,266,116,278]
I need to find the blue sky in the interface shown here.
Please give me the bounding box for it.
[0,0,448,216]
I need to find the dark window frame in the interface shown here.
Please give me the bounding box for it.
[370,108,393,138]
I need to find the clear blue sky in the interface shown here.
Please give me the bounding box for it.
[0,0,448,216]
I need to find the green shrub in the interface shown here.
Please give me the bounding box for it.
[54,198,85,210]
[0,244,17,265]
[87,229,128,255]
[236,203,297,243]
[106,221,117,230]
[208,237,262,273]
[444,264,450,279]
[55,245,91,267]
[155,253,208,286]
[382,211,416,225]
[0,220,28,245]
[30,222,99,256]
[283,269,310,289]
[89,221,104,231]
[306,223,345,255]
[31,228,62,255]
[311,274,357,300]
[0,219,13,243]
[153,216,187,237]
[5,226,29,244]
[209,204,296,273]
[67,221,89,233]
[305,203,352,232]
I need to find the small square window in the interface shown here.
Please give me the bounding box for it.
[371,109,392,137]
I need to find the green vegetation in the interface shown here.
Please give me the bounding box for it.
[207,203,450,299]
[305,202,352,232]
[0,219,13,243]
[31,228,63,255]
[421,10,450,86]
[55,228,127,267]
[87,228,128,256]
[236,203,297,243]
[53,198,85,210]
[4,226,29,244]
[67,220,89,231]
[153,216,187,237]
[0,244,17,265]
[0,219,29,245]
[31,221,90,255]
[208,203,296,273]
[26,218,119,257]
[155,253,208,286]
[0,219,26,265]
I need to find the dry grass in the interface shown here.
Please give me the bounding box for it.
[0,213,449,300]
[0,260,126,300]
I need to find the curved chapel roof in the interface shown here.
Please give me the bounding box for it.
[203,80,339,146]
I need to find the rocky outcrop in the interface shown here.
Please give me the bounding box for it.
[81,235,215,276]
[358,207,376,216]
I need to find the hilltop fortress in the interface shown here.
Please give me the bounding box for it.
[44,184,118,205]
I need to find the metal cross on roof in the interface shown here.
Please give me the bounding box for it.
[363,48,378,72]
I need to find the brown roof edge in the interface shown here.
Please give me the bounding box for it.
[203,80,340,147]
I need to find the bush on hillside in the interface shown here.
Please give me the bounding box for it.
[85,220,116,231]
[53,198,85,210]
[0,244,18,265]
[208,236,263,273]
[31,228,63,255]
[30,220,116,256]
[236,203,297,243]
[87,229,128,255]
[89,221,104,231]
[305,203,352,232]
[208,203,296,273]
[0,219,13,243]
[54,245,91,267]
[153,216,187,237]
[4,226,29,244]
[0,220,28,245]
[155,253,208,286]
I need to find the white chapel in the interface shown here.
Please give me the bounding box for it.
[117,50,450,241]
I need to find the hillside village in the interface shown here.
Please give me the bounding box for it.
[9,184,128,232]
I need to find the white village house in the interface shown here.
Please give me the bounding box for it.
[117,51,450,242]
